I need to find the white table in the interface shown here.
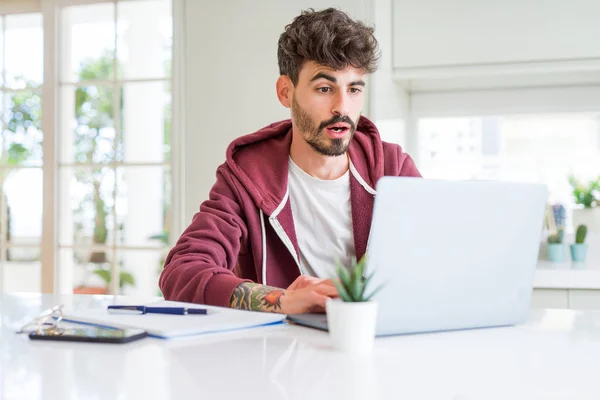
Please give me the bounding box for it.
[2,293,600,400]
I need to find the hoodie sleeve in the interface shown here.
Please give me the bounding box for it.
[382,142,423,178]
[159,165,252,307]
[398,150,422,178]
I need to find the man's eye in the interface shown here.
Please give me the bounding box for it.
[350,88,362,94]
[317,87,331,93]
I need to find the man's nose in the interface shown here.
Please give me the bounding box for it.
[331,91,350,117]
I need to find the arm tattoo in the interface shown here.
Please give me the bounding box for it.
[230,282,285,312]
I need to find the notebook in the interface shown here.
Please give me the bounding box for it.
[62,300,286,339]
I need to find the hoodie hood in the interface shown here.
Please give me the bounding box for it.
[225,115,384,216]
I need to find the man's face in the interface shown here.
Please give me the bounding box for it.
[290,61,366,157]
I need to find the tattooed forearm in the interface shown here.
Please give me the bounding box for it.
[230,282,285,312]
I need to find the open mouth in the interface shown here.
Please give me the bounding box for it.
[325,123,350,134]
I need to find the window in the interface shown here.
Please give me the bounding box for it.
[418,112,600,229]
[0,12,43,292]
[0,0,174,297]
[57,0,172,296]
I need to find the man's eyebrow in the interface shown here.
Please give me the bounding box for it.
[350,80,366,87]
[309,73,366,87]
[310,72,336,83]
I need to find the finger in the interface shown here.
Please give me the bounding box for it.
[303,276,325,284]
[311,293,330,311]
[288,275,321,290]
[314,283,339,297]
[318,278,337,287]
[287,276,306,290]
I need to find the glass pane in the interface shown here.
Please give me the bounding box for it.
[1,252,40,292]
[4,168,42,245]
[117,249,164,297]
[117,0,172,79]
[3,91,43,167]
[61,3,115,83]
[58,167,116,247]
[116,166,171,248]
[119,81,170,163]
[0,17,4,87]
[59,248,115,295]
[59,85,116,163]
[418,117,485,180]
[418,112,600,229]
[5,13,43,89]
[0,91,5,159]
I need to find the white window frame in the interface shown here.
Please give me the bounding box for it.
[0,0,185,294]
[406,85,600,168]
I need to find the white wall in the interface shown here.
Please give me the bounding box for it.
[181,0,378,225]
[369,0,410,152]
[411,85,600,118]
[390,0,600,93]
[392,0,600,70]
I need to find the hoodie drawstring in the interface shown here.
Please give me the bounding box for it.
[260,209,267,285]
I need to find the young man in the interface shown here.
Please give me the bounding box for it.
[159,8,421,314]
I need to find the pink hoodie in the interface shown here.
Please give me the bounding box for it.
[159,116,421,307]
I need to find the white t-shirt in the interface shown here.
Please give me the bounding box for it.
[288,156,356,278]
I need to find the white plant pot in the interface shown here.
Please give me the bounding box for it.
[326,298,378,355]
[572,208,600,234]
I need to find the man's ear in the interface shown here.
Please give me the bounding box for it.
[276,75,293,108]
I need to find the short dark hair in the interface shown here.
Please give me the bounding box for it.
[277,8,380,85]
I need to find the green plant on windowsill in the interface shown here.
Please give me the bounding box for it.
[149,231,169,246]
[575,225,587,244]
[547,228,565,244]
[568,175,600,209]
[92,268,136,290]
[546,228,565,262]
[571,224,589,263]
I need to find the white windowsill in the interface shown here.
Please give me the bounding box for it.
[534,260,600,290]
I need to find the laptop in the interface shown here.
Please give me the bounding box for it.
[287,177,548,336]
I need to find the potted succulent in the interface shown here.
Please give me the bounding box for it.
[547,228,565,262]
[327,255,383,355]
[570,224,588,263]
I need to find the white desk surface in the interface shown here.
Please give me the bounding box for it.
[2,293,600,400]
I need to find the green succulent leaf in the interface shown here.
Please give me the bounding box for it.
[350,277,363,302]
[356,256,365,278]
[333,279,353,302]
[365,283,386,302]
[331,253,381,302]
[359,273,374,300]
[350,257,359,282]
[337,265,352,290]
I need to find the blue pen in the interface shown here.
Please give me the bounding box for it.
[107,305,208,315]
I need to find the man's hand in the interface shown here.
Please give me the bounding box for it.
[286,275,334,291]
[281,277,338,314]
[230,275,338,314]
